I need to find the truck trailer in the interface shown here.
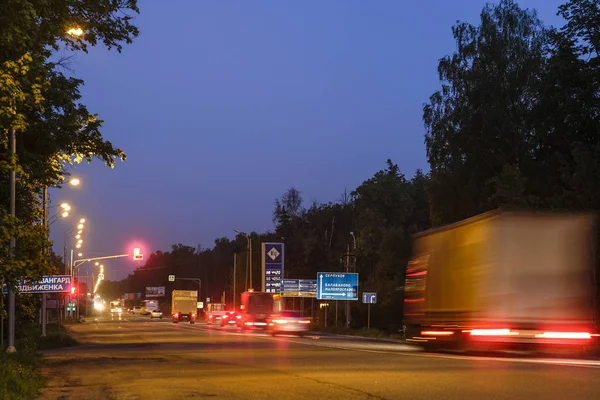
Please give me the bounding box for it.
[403,210,599,351]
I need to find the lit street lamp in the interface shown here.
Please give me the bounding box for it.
[65,219,85,274]
[41,177,80,338]
[66,27,84,37]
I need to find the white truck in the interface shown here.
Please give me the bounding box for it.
[404,210,599,352]
[171,290,198,324]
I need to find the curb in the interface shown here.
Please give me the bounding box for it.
[309,331,407,344]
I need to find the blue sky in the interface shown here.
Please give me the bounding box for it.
[49,0,565,280]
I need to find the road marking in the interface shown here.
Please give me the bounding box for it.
[150,321,600,369]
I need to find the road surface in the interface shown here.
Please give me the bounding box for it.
[39,313,600,400]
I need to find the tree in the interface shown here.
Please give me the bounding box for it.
[0,1,139,286]
[351,160,429,328]
[273,187,304,225]
[423,0,546,225]
[558,0,600,59]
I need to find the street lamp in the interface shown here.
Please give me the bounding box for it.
[66,27,84,37]
[64,219,85,273]
[350,232,357,256]
[234,229,252,290]
[41,178,80,338]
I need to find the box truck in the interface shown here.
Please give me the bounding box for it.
[404,210,599,351]
[171,290,198,324]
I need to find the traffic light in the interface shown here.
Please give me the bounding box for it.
[71,286,76,295]
[133,247,143,261]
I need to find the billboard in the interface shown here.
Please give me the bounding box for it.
[145,286,165,298]
[2,275,72,294]
[262,242,284,293]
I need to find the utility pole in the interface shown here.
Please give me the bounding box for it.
[345,244,350,328]
[248,238,252,290]
[7,128,17,353]
[233,253,237,310]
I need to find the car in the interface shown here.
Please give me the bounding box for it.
[220,310,241,327]
[150,309,163,319]
[267,310,311,336]
[131,306,142,314]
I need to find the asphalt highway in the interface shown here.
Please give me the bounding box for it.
[38,313,600,400]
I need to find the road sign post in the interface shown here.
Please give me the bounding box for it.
[362,292,377,329]
[168,275,175,282]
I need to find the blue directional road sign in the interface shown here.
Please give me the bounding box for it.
[2,275,72,294]
[362,292,377,304]
[262,243,284,294]
[281,279,317,298]
[317,272,358,300]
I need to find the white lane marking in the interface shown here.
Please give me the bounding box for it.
[153,321,600,368]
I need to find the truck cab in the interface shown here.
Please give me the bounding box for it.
[238,290,275,329]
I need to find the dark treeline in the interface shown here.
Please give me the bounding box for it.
[93,0,600,329]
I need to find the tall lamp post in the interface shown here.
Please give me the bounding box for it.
[234,230,251,290]
[6,128,16,353]
[64,219,85,275]
[6,26,84,352]
[41,200,71,336]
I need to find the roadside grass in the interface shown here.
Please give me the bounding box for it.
[0,322,78,399]
[315,325,405,341]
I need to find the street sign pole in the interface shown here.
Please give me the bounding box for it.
[335,301,338,327]
[362,292,377,329]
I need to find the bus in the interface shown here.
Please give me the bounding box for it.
[141,300,159,315]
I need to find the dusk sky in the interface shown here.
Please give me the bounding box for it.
[49,0,564,280]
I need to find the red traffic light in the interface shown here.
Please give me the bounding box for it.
[133,247,143,261]
[71,286,76,294]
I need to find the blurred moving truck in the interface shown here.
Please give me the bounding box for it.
[404,210,599,350]
[171,290,197,324]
